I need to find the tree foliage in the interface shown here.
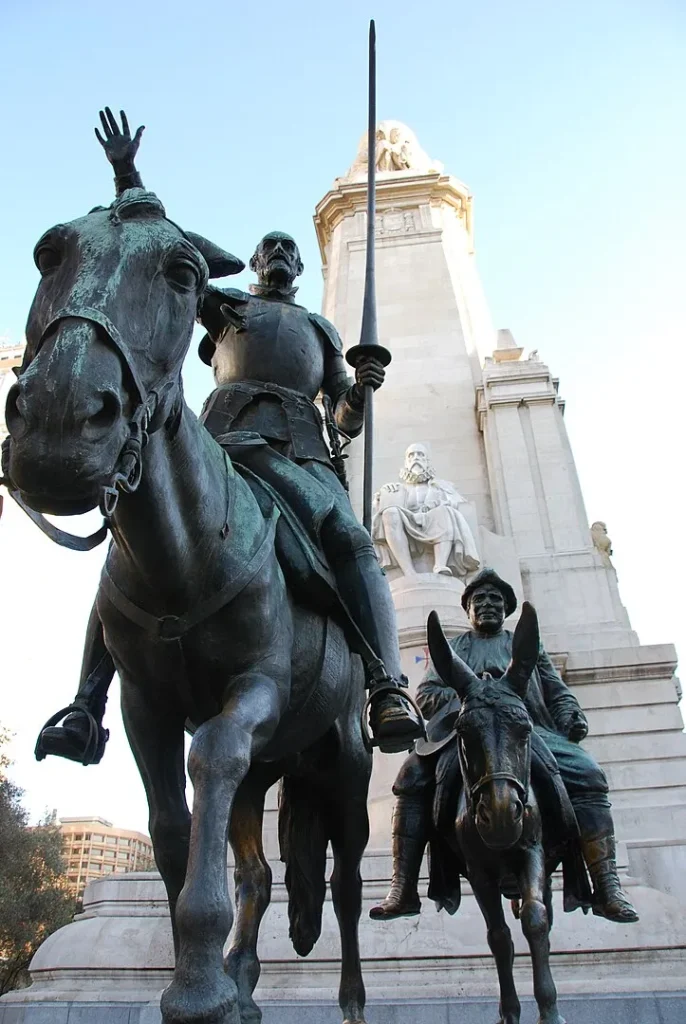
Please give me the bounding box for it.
[0,727,76,994]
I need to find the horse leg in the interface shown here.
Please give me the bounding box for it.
[160,672,282,1024]
[225,767,277,1024]
[329,724,371,1024]
[120,681,190,956]
[518,850,565,1024]
[470,876,521,1024]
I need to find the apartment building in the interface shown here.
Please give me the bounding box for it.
[59,816,155,896]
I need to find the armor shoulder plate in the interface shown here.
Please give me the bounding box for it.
[218,287,251,305]
[309,313,343,353]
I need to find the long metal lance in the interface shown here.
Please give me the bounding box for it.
[346,20,391,533]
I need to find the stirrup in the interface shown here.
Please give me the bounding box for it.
[361,684,427,754]
[35,704,107,766]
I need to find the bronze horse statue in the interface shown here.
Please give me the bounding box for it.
[4,188,372,1024]
[427,604,569,1024]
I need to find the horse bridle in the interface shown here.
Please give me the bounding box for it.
[0,304,178,549]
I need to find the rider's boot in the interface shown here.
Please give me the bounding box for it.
[369,795,427,920]
[35,610,115,766]
[331,549,423,754]
[581,831,639,923]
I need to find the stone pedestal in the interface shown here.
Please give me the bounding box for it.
[3,854,686,1022]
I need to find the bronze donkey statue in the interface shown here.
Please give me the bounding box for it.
[427,603,573,1024]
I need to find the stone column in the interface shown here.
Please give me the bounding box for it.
[314,161,495,531]
[477,343,637,652]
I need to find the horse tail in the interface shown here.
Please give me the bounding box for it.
[278,776,329,956]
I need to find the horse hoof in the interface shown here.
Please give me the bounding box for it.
[161,974,240,1024]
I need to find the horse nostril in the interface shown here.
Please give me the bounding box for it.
[513,800,523,821]
[4,383,27,437]
[86,390,122,433]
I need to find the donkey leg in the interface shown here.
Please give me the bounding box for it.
[161,673,282,1024]
[120,682,190,956]
[471,877,521,1024]
[329,740,371,1023]
[518,850,565,1024]
[225,767,276,1024]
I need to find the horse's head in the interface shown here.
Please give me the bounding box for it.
[427,603,540,851]
[5,189,242,516]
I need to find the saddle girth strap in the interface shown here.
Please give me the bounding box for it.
[99,506,279,640]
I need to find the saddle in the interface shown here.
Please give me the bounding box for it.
[213,431,339,614]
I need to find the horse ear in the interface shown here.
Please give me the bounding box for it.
[504,601,540,698]
[186,231,245,278]
[427,610,477,700]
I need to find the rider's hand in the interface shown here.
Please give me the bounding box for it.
[95,108,145,171]
[382,482,400,493]
[565,711,588,743]
[354,356,386,391]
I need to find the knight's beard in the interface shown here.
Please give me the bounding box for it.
[399,464,433,485]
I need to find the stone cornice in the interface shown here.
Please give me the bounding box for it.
[313,172,473,264]
[476,366,566,429]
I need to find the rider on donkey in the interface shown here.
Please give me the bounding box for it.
[369,567,638,924]
[37,109,422,762]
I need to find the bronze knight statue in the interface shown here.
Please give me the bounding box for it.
[36,109,422,764]
[370,568,638,925]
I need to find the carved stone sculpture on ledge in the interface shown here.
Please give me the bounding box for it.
[345,120,444,181]
[372,443,480,579]
[591,521,613,568]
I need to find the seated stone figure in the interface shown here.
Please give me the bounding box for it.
[370,568,638,925]
[372,443,480,579]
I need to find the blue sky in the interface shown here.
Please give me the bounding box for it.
[1,0,685,831]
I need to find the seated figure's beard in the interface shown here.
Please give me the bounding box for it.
[399,465,433,485]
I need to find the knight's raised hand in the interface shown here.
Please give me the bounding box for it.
[94,107,145,170]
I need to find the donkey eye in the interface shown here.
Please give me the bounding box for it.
[35,245,62,275]
[166,259,201,292]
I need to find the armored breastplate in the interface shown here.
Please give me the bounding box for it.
[212,296,326,399]
[203,295,333,464]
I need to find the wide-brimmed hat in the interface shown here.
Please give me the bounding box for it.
[461,568,517,617]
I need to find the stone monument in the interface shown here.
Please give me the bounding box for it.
[3,123,686,1023]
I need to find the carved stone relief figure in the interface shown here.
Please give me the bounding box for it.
[372,443,480,579]
[591,521,613,567]
[345,121,443,181]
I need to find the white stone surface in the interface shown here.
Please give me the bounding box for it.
[313,160,495,527]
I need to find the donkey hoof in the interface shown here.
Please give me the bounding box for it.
[161,973,240,1024]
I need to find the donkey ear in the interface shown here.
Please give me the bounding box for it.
[185,231,245,278]
[505,601,540,698]
[427,610,478,700]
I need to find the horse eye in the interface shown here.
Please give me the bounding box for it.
[35,245,61,275]
[166,259,200,292]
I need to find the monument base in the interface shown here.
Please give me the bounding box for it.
[1,992,685,1024]
[4,850,686,1022]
